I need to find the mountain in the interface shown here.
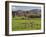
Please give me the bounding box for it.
[31,9,41,13]
[12,9,41,16]
[13,9,41,13]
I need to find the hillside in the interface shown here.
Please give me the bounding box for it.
[12,9,41,17]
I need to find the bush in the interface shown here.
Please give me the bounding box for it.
[28,15,41,18]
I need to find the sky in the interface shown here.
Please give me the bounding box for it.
[12,6,41,11]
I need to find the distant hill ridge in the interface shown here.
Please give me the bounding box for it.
[13,9,41,12]
[12,9,41,17]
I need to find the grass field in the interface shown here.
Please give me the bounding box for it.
[12,16,41,31]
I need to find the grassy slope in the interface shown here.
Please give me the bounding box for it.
[12,16,41,31]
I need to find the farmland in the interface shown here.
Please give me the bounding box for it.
[12,16,41,31]
[12,8,41,31]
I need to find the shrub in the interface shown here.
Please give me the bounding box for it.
[28,15,41,18]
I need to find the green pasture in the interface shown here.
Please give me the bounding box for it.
[12,16,41,31]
